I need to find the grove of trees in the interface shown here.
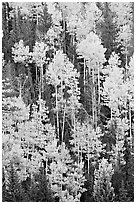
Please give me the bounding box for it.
[2,2,134,202]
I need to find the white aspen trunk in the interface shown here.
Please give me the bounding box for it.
[92,66,95,127]
[73,110,76,147]
[60,77,64,142]
[125,101,127,120]
[36,65,38,83]
[87,124,90,175]
[39,91,42,113]
[81,143,83,165]
[72,35,75,64]
[94,85,97,129]
[84,58,86,94]
[38,64,42,113]
[88,142,89,175]
[46,159,48,175]
[89,59,91,75]
[125,47,128,82]
[111,107,113,120]
[61,77,63,101]
[41,64,43,100]
[93,66,97,129]
[62,104,66,142]
[71,108,74,126]
[110,97,113,120]
[19,82,22,99]
[55,86,59,138]
[78,140,80,167]
[129,105,132,148]
[126,54,128,69]
[98,64,100,120]
[60,171,63,200]
[88,59,91,113]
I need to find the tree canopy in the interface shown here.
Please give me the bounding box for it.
[2,2,134,202]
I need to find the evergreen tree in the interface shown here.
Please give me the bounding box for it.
[29,171,55,202]
[3,162,24,202]
[93,158,115,202]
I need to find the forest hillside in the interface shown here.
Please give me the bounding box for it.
[2,2,134,202]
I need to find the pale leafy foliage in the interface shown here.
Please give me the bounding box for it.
[47,2,102,41]
[77,32,106,64]
[9,2,44,19]
[2,2,134,201]
[48,143,86,201]
[109,117,126,168]
[47,50,80,111]
[2,97,29,180]
[12,40,30,63]
[71,121,104,165]
[47,3,62,26]
[32,42,49,67]
[110,2,133,52]
[103,53,124,111]
[103,53,134,115]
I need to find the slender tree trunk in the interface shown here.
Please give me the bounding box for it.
[94,86,97,128]
[73,110,76,147]
[60,77,64,142]
[36,65,38,83]
[125,48,128,81]
[61,78,63,100]
[98,64,100,121]
[60,171,63,200]
[89,59,91,75]
[39,65,42,113]
[93,66,97,129]
[87,124,90,175]
[129,105,132,148]
[87,60,91,114]
[62,104,66,142]
[92,66,95,127]
[72,34,75,64]
[78,140,80,167]
[84,58,86,94]
[55,85,59,138]
[46,158,48,175]
[19,81,22,99]
[39,89,42,112]
[81,143,83,164]
[110,97,113,120]
[41,64,43,100]
[87,143,89,175]
[111,107,113,120]
[125,101,127,120]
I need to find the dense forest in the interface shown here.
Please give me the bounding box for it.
[2,2,134,202]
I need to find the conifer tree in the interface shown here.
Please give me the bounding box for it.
[29,170,55,202]
[3,162,24,202]
[93,158,115,201]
